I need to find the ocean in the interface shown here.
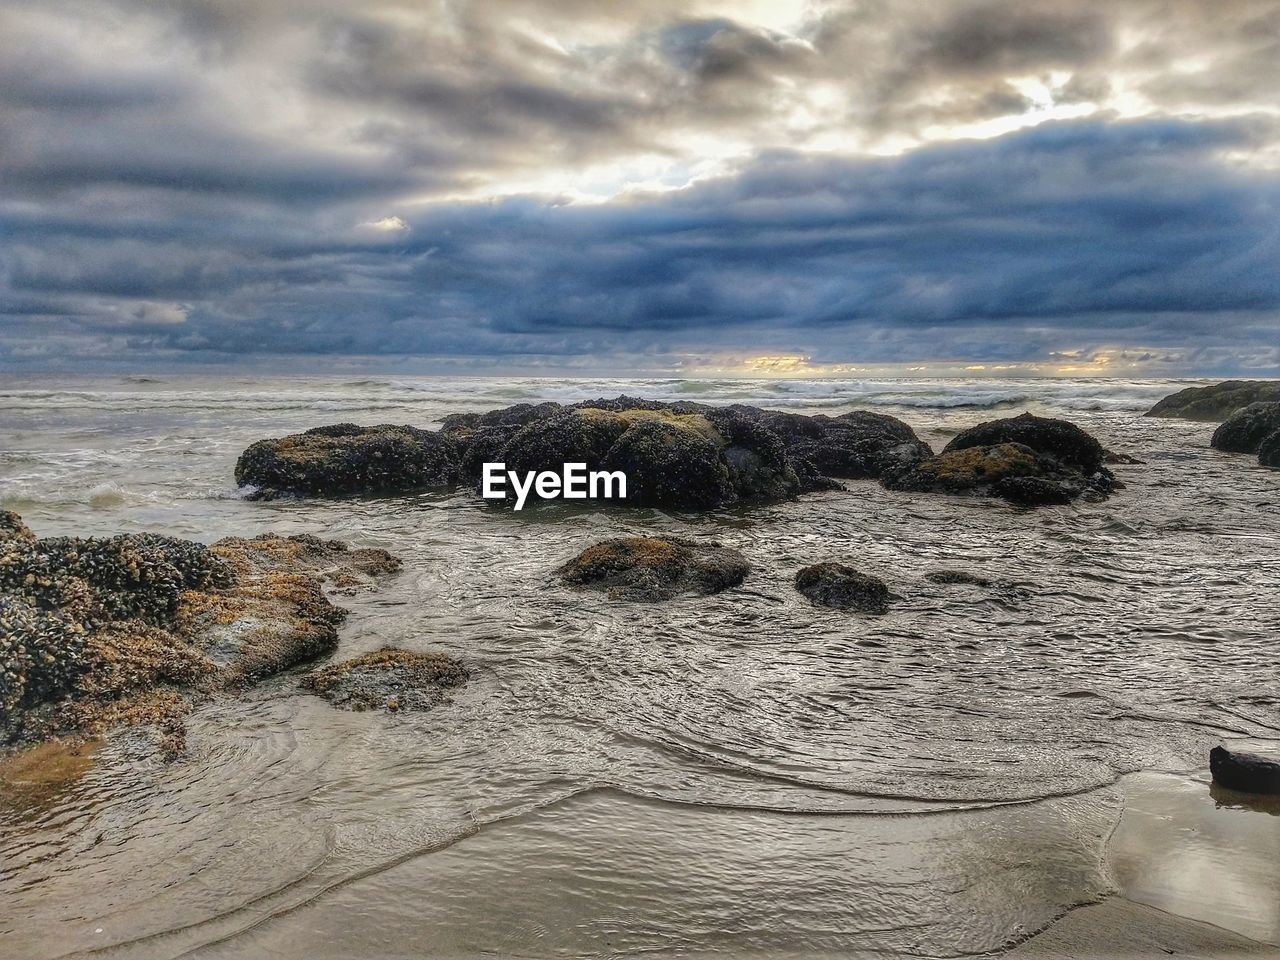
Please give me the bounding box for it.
[3,375,1279,958]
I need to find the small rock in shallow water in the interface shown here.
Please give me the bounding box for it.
[558,536,749,602]
[794,563,891,613]
[1209,745,1280,794]
[300,648,468,712]
[925,570,993,587]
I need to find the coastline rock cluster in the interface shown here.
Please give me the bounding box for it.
[300,648,469,713]
[1,513,404,754]
[238,400,1121,509]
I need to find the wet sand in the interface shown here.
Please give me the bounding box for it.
[1009,898,1274,959]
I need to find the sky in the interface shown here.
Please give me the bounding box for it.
[2,0,1279,377]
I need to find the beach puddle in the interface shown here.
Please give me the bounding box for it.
[1107,768,1280,946]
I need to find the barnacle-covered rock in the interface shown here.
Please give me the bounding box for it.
[300,648,468,712]
[1,513,400,754]
[1210,402,1280,455]
[558,536,749,601]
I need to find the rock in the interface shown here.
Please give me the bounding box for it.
[234,423,458,499]
[794,563,890,613]
[300,648,468,712]
[1210,402,1280,455]
[1146,381,1280,421]
[0,511,33,541]
[993,475,1076,507]
[884,442,1041,494]
[558,536,749,601]
[1210,745,1280,794]
[1,512,400,753]
[1259,430,1280,470]
[884,414,1119,507]
[943,412,1105,475]
[755,409,931,481]
[601,417,736,510]
[925,570,992,586]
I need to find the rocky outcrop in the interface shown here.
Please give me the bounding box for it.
[1145,381,1280,421]
[0,513,399,754]
[1210,745,1280,794]
[234,423,458,499]
[300,648,468,712]
[238,397,934,509]
[794,563,891,613]
[1210,402,1280,455]
[883,413,1118,506]
[558,535,749,601]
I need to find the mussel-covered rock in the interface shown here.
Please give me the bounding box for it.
[1210,402,1280,455]
[794,563,891,613]
[602,417,737,510]
[0,511,33,542]
[1146,380,1280,422]
[234,423,458,499]
[300,648,468,712]
[558,535,749,601]
[925,570,993,586]
[1210,745,1280,794]
[1,512,400,753]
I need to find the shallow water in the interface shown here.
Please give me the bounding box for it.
[2,375,1279,958]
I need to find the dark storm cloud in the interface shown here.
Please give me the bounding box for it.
[2,0,1280,371]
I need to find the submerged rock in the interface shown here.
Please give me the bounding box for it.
[235,423,458,499]
[925,570,993,587]
[1210,745,1280,795]
[1,513,400,754]
[300,648,468,712]
[1210,402,1280,455]
[794,563,891,613]
[883,413,1118,507]
[1146,380,1280,421]
[558,535,749,601]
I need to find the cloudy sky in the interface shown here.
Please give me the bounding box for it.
[2,0,1279,376]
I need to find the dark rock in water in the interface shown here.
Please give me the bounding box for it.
[944,412,1105,475]
[501,410,628,480]
[794,562,890,613]
[1103,449,1145,465]
[885,414,1119,507]
[1146,380,1280,421]
[754,409,930,482]
[300,648,468,712]
[234,423,458,499]
[1210,745,1280,794]
[1259,429,1280,470]
[558,536,748,601]
[993,475,1076,507]
[1,512,400,754]
[925,570,992,587]
[1210,402,1280,455]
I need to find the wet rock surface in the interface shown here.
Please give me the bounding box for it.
[1259,430,1280,470]
[1210,402,1280,455]
[1210,745,1280,794]
[794,563,891,613]
[884,414,1118,506]
[235,423,458,499]
[0,513,400,754]
[558,536,749,602]
[241,397,933,508]
[925,570,993,587]
[300,648,469,712]
[1145,380,1280,422]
